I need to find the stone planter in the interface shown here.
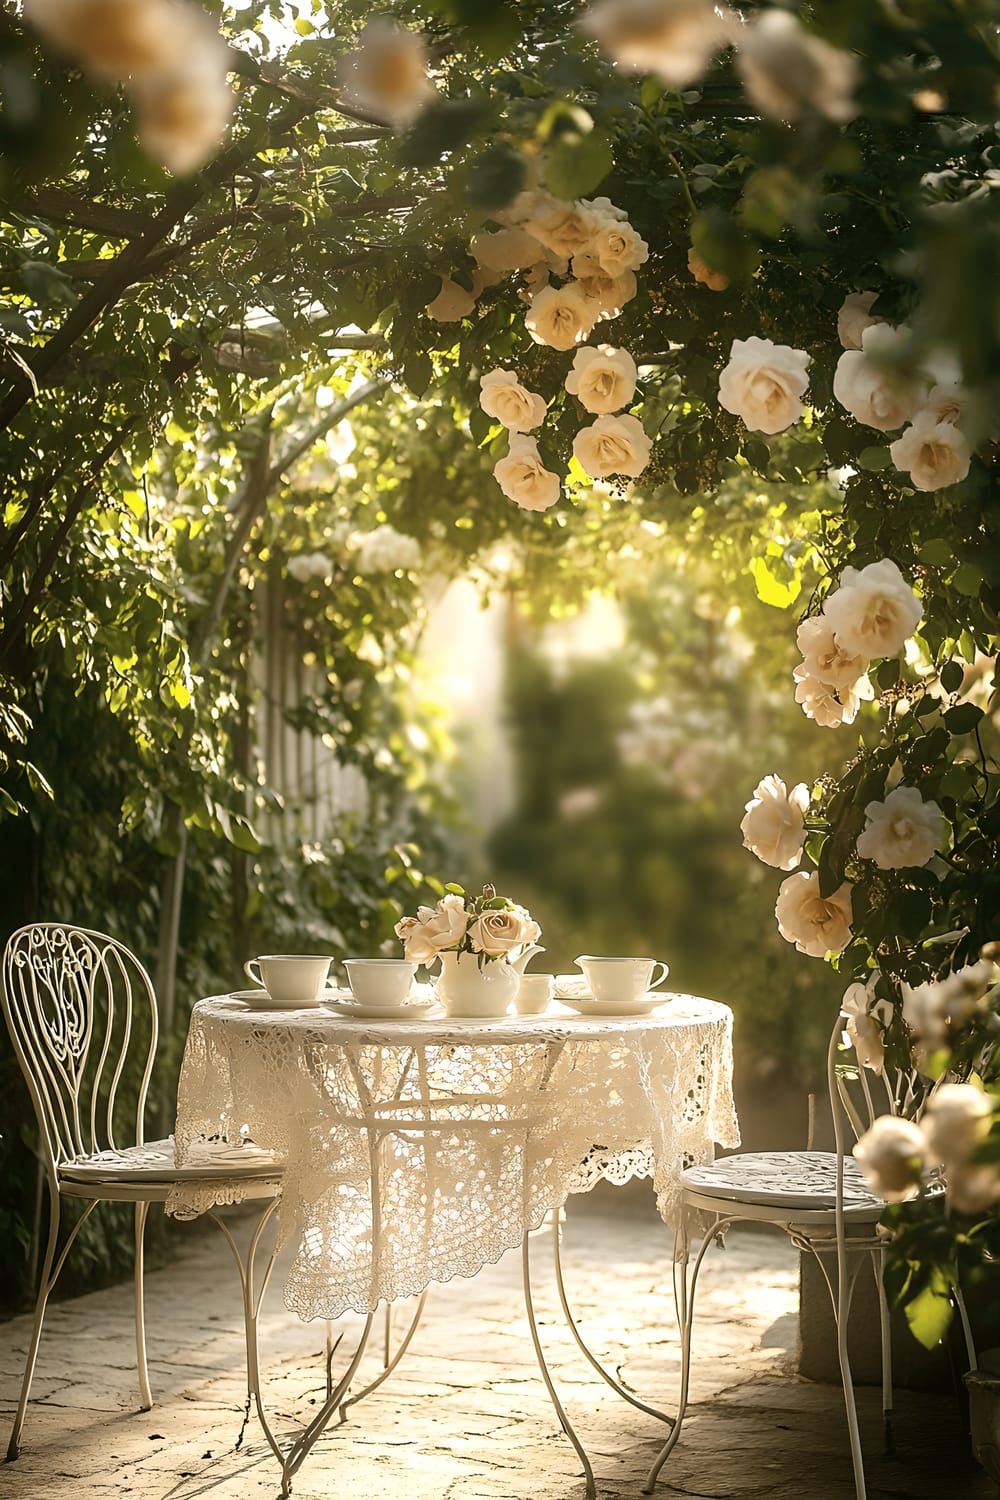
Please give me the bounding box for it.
[966,1355,1000,1486]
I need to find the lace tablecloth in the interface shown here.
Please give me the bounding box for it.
[171,994,739,1321]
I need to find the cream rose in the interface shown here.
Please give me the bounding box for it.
[580,0,730,87]
[717,336,810,434]
[739,774,808,871]
[426,276,476,323]
[856,785,943,870]
[793,670,874,728]
[468,903,542,958]
[795,615,870,692]
[337,18,433,128]
[735,8,858,124]
[837,291,886,351]
[525,282,596,350]
[565,345,638,414]
[570,253,638,318]
[947,1164,1000,1216]
[526,200,599,259]
[922,1083,993,1167]
[479,369,547,433]
[832,323,924,432]
[890,412,971,492]
[853,1116,926,1203]
[922,382,966,427]
[395,893,468,964]
[133,58,234,176]
[25,0,214,82]
[471,227,546,273]
[687,247,729,291]
[903,960,997,1047]
[822,559,922,660]
[589,218,650,278]
[841,983,885,1075]
[572,413,652,479]
[493,436,561,512]
[774,870,853,957]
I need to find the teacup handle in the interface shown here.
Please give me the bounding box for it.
[649,961,669,990]
[244,959,264,988]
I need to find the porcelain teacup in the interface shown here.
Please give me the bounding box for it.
[343,958,417,1007]
[243,954,333,1004]
[514,974,555,1016]
[574,955,669,1003]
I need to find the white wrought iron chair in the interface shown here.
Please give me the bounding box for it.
[643,1004,978,1500]
[2,922,285,1460]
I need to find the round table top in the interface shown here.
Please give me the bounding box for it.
[194,991,733,1046]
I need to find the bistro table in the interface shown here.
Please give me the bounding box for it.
[170,992,739,1495]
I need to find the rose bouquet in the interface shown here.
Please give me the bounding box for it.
[394,883,540,967]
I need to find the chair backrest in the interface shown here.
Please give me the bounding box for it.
[1,924,158,1168]
[832,990,922,1143]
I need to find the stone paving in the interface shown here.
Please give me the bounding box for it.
[0,1193,988,1500]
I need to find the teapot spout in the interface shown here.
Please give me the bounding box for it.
[510,943,546,975]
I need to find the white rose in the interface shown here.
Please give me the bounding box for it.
[841,983,884,1075]
[687,247,729,291]
[774,870,853,957]
[793,670,874,728]
[570,252,638,318]
[337,18,432,128]
[795,615,870,692]
[832,323,924,432]
[25,0,215,82]
[525,282,596,350]
[572,413,652,479]
[589,218,650,277]
[493,436,561,512]
[717,336,810,435]
[394,893,468,965]
[588,196,629,221]
[287,552,331,584]
[922,1083,993,1167]
[355,525,421,574]
[525,200,599,259]
[565,345,638,414]
[426,276,476,322]
[468,904,541,958]
[479,369,547,433]
[471,227,546,273]
[837,291,886,351]
[856,785,943,870]
[890,412,971,492]
[822,559,922,660]
[947,1164,1000,1216]
[903,960,998,1047]
[853,1116,926,1202]
[132,54,234,176]
[922,383,966,427]
[739,774,809,871]
[735,8,858,124]
[580,0,730,88]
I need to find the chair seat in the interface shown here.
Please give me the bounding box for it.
[59,1136,283,1185]
[681,1150,884,1215]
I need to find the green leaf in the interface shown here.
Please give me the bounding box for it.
[952,561,982,598]
[396,98,493,169]
[858,445,891,471]
[544,129,614,200]
[444,882,466,895]
[920,538,953,567]
[228,814,263,854]
[939,660,965,694]
[943,703,984,734]
[750,555,800,609]
[467,143,528,213]
[903,1267,955,1350]
[294,16,314,33]
[875,658,900,690]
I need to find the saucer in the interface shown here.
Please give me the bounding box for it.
[228,988,331,1011]
[556,995,670,1018]
[322,996,443,1021]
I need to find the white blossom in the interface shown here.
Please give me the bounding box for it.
[588,218,650,278]
[564,345,638,414]
[580,0,730,88]
[841,982,885,1074]
[735,8,858,124]
[132,49,234,176]
[795,615,870,692]
[479,369,547,433]
[837,291,886,351]
[774,870,853,958]
[337,19,433,128]
[425,276,476,323]
[570,253,638,318]
[572,413,652,479]
[524,200,599,259]
[832,323,924,432]
[853,1116,926,1202]
[717,336,810,434]
[471,227,546,273]
[493,436,561,512]
[922,1083,993,1167]
[687,247,729,291]
[793,669,874,727]
[739,774,809,871]
[525,282,596,350]
[354,525,421,574]
[25,0,217,82]
[856,785,943,870]
[890,412,971,492]
[822,559,922,660]
[287,551,332,584]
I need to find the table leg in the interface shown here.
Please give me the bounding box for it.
[338,1291,429,1423]
[550,1211,674,1428]
[521,1231,597,1500]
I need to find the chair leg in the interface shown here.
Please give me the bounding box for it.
[643,1209,723,1494]
[832,1248,866,1500]
[871,1247,892,1453]
[134,1201,153,1412]
[6,1198,60,1462]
